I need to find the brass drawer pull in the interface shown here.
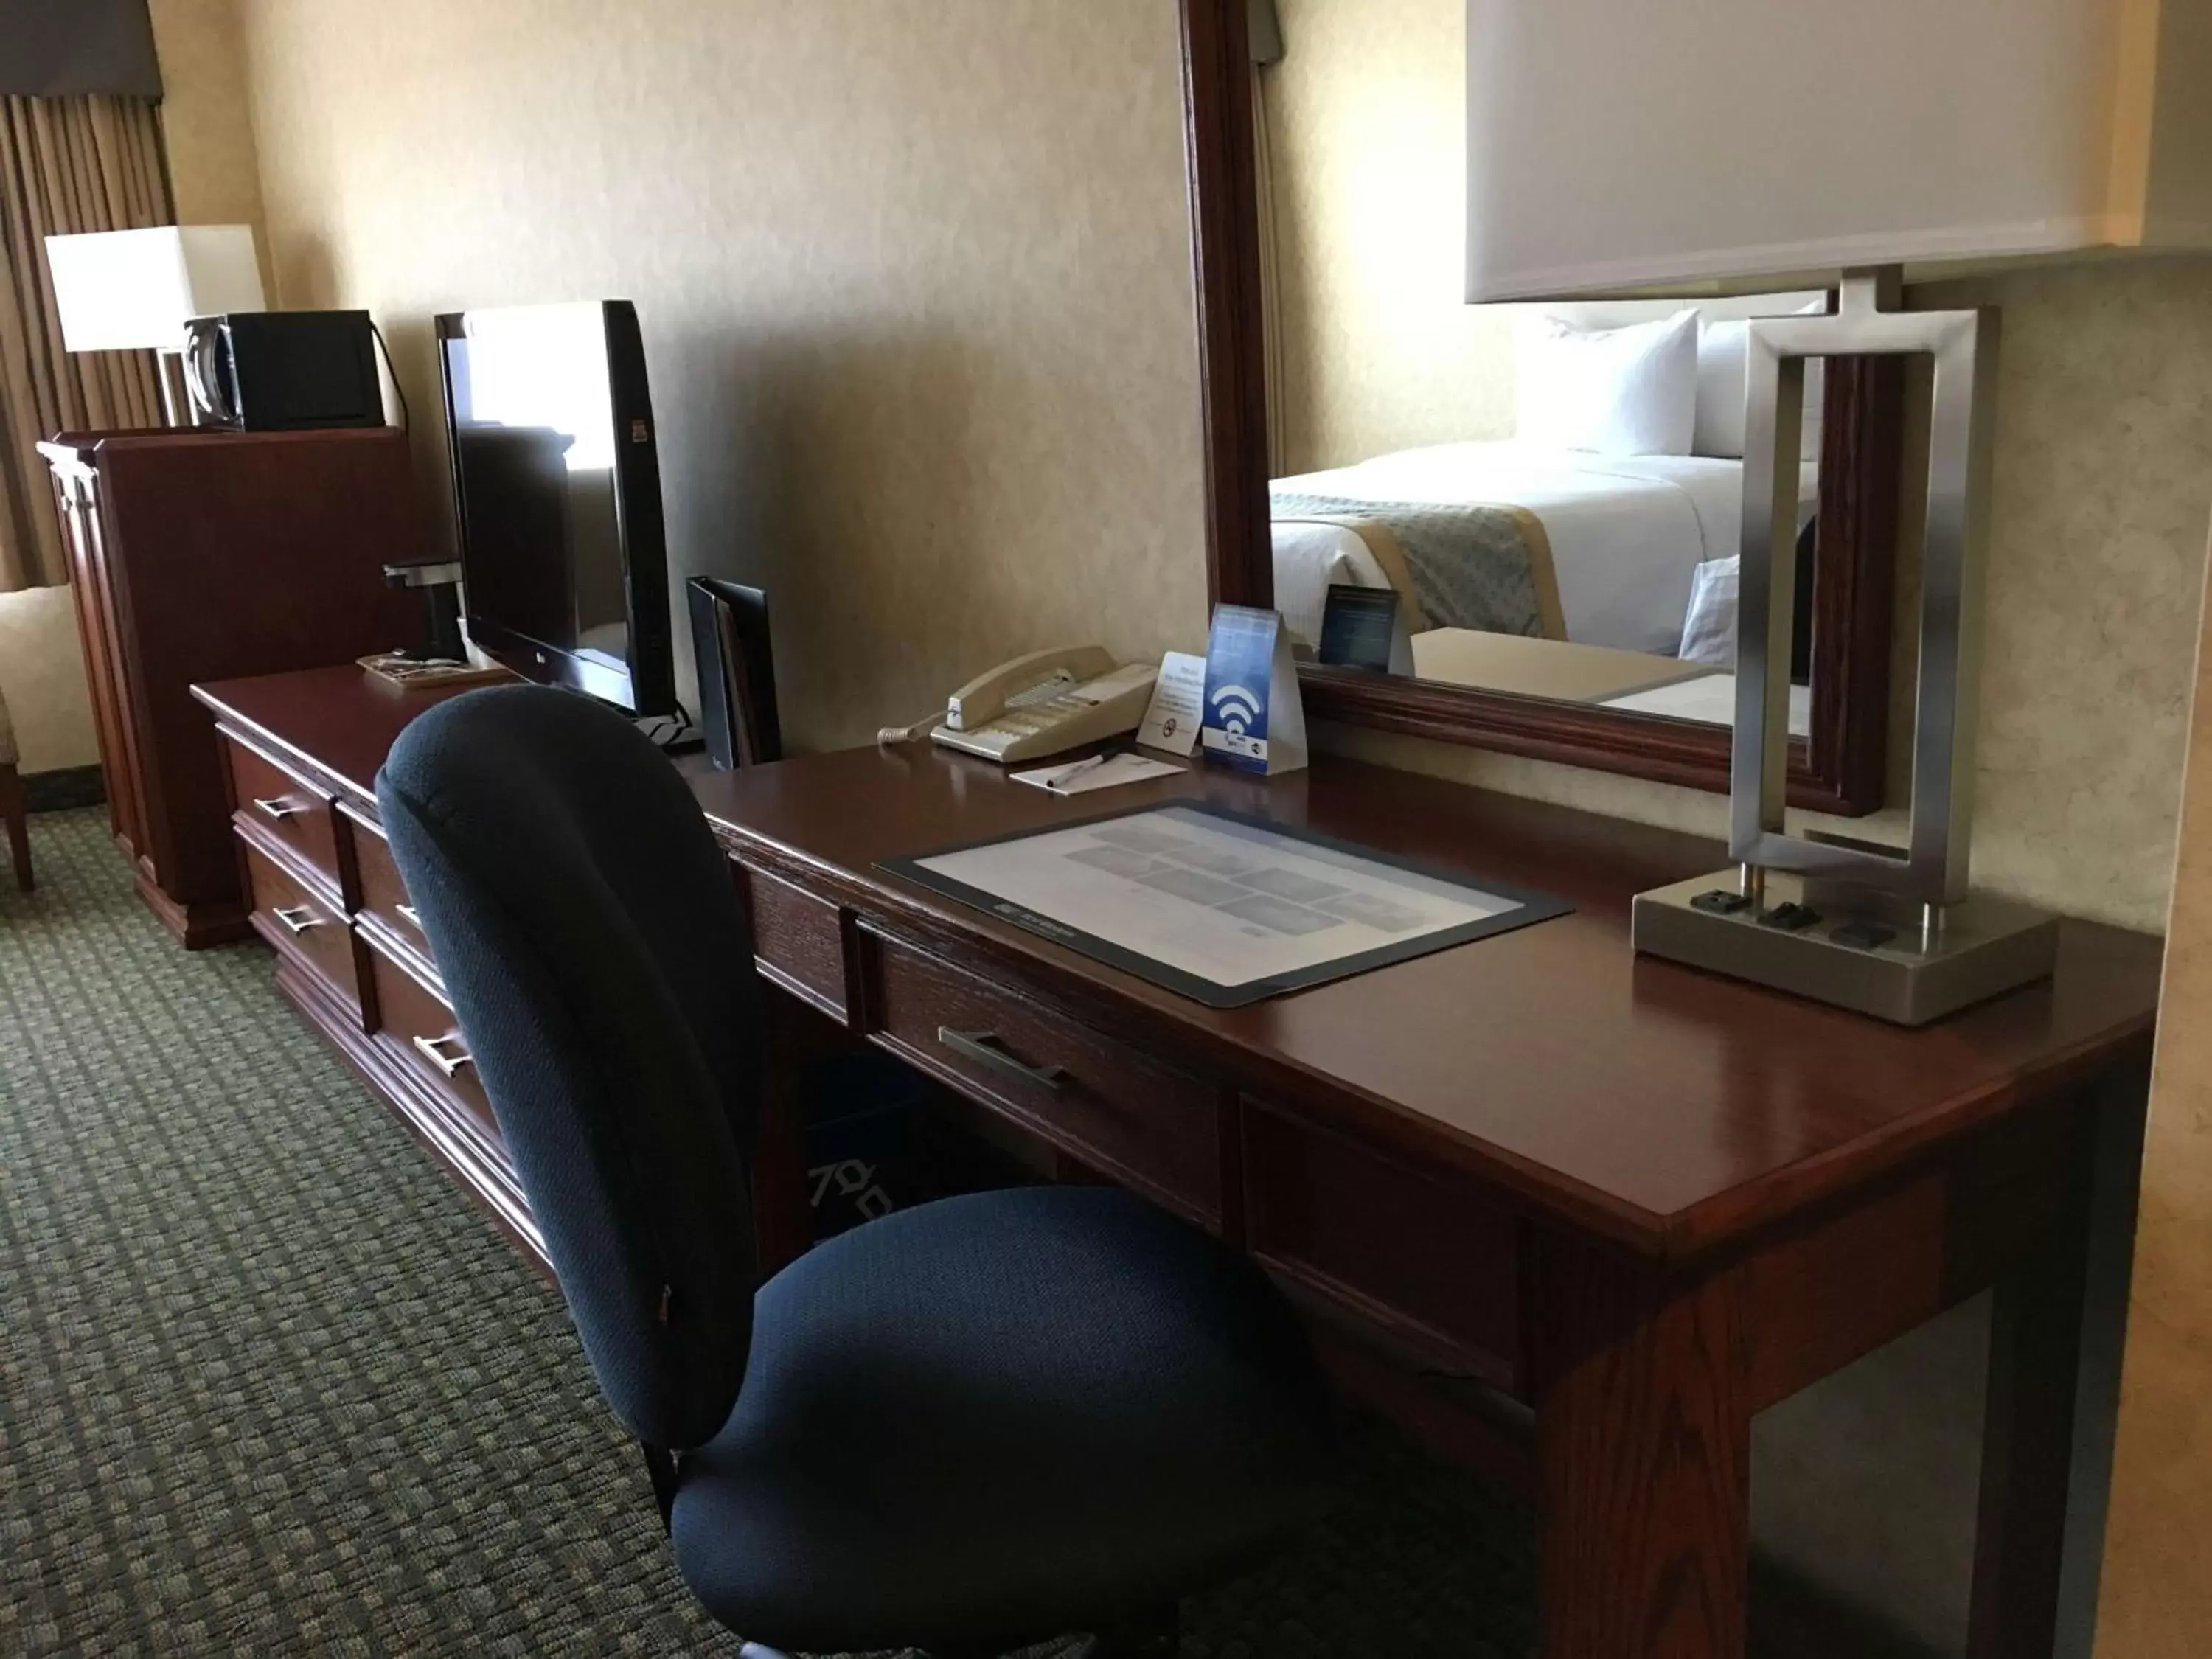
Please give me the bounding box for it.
[937,1026,1067,1093]
[412,1033,474,1079]
[271,904,322,936]
[254,796,306,822]
[394,903,422,929]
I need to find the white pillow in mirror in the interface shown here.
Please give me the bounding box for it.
[1678,556,1739,667]
[1693,308,1826,461]
[1516,309,1698,457]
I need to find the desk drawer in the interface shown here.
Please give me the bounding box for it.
[869,933,1222,1225]
[227,737,343,901]
[243,841,361,1021]
[745,867,847,1018]
[364,933,499,1149]
[1244,1103,1520,1391]
[349,810,431,961]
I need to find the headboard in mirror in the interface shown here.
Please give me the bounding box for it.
[1177,0,1905,815]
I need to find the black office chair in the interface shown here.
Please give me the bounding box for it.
[375,686,1335,1658]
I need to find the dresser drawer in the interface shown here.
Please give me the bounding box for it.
[1243,1103,1521,1391]
[347,808,431,961]
[243,841,362,1022]
[227,737,344,901]
[364,934,500,1149]
[868,932,1222,1224]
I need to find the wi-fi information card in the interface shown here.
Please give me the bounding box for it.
[1201,604,1307,776]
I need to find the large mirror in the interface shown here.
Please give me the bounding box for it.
[1181,0,1903,814]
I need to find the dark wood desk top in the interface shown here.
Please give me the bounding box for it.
[696,742,2162,1262]
[193,664,509,809]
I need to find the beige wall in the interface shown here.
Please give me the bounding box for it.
[148,0,271,291]
[2098,526,2212,1657]
[225,0,1211,753]
[1264,0,2212,935]
[1265,0,1517,474]
[1329,257,2212,933]
[201,0,2212,933]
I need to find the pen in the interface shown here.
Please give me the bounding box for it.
[1047,751,1115,793]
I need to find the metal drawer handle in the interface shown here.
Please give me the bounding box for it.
[394,903,422,929]
[271,904,323,936]
[412,1033,474,1078]
[937,1026,1068,1093]
[254,796,305,822]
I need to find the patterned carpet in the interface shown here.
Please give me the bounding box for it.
[0,809,1542,1658]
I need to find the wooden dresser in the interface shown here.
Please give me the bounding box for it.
[41,428,425,947]
[191,666,541,1258]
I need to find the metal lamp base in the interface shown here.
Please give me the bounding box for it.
[1632,871,2058,1026]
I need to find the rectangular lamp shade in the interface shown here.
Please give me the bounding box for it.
[44,225,265,352]
[1466,0,2212,301]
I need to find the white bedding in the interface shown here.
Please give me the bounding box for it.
[1271,442,1820,655]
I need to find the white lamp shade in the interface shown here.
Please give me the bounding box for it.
[44,225,265,352]
[1466,0,2212,301]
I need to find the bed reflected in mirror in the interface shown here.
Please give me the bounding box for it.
[1217,0,1902,812]
[1270,301,1831,741]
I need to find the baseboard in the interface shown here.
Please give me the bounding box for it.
[25,765,105,813]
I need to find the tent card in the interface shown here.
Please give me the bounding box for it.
[1318,584,1413,676]
[1135,650,1206,756]
[1201,605,1307,776]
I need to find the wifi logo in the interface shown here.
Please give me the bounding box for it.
[1208,683,1263,735]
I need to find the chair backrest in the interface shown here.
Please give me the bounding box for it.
[375,685,762,1452]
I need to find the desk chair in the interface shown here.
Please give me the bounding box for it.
[375,686,1335,1658]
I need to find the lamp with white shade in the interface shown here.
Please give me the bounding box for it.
[44,225,265,425]
[1461,0,2212,1022]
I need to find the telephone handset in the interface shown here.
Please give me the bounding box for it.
[928,644,1158,763]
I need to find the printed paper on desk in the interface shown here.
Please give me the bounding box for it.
[1135,650,1206,756]
[1201,605,1307,776]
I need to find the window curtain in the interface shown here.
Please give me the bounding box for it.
[0,94,172,591]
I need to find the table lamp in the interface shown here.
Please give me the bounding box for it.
[1463,0,2212,1023]
[44,225,265,425]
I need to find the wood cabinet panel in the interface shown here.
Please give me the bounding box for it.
[744,866,849,1019]
[867,928,1225,1226]
[228,737,345,905]
[363,932,499,1150]
[38,428,425,947]
[346,805,430,959]
[240,838,362,1023]
[1243,1100,1523,1391]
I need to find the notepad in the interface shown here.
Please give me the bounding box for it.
[1011,752,1186,796]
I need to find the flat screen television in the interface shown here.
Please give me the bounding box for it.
[434,299,674,715]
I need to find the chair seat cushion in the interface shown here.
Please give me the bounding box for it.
[669,1185,1335,1652]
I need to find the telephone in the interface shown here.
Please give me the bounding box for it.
[925,645,1158,763]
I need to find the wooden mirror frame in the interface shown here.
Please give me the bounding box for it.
[1177,0,1903,815]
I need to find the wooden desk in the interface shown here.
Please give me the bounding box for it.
[192,667,2158,1659]
[694,743,2158,1659]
